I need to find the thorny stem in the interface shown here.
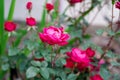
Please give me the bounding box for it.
[51,45,59,80]
[99,10,120,61]
[71,63,77,73]
[110,4,114,31]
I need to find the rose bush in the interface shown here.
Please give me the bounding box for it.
[0,0,120,80]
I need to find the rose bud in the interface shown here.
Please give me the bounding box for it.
[26,17,36,26]
[115,1,120,9]
[68,0,83,5]
[4,21,16,32]
[46,3,54,12]
[26,2,32,11]
[86,47,95,57]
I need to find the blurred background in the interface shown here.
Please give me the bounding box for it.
[5,0,120,26]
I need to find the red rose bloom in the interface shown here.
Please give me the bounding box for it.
[68,0,83,5]
[64,58,75,68]
[4,21,16,32]
[86,47,95,57]
[39,26,70,46]
[26,2,32,10]
[90,74,103,80]
[26,17,36,26]
[77,59,90,71]
[115,1,120,9]
[46,3,54,12]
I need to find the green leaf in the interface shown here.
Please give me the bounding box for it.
[115,30,120,37]
[59,71,66,80]
[39,4,47,31]
[0,0,4,55]
[67,73,77,80]
[40,61,48,67]
[61,59,66,65]
[8,47,20,56]
[26,66,39,79]
[70,30,82,38]
[56,58,66,67]
[14,29,27,47]
[96,29,104,35]
[7,0,16,20]
[111,61,120,66]
[24,40,38,51]
[112,0,115,5]
[100,68,111,80]
[40,68,49,79]
[83,34,91,39]
[106,51,116,58]
[31,61,41,67]
[96,46,104,54]
[55,78,61,80]
[1,63,9,71]
[48,68,55,75]
[107,30,115,36]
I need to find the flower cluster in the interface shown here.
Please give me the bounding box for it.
[64,47,103,80]
[65,48,95,70]
[39,26,70,46]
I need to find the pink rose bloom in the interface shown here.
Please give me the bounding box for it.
[46,3,54,12]
[86,47,95,57]
[64,58,75,68]
[90,74,103,80]
[26,2,32,10]
[66,48,89,63]
[68,0,83,5]
[39,26,70,46]
[115,1,120,9]
[26,17,36,26]
[4,21,16,32]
